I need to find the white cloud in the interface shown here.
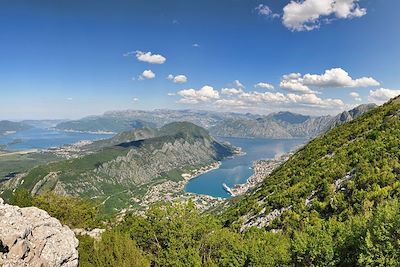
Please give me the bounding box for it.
[254,82,274,90]
[177,85,220,104]
[167,74,188,84]
[349,92,359,98]
[233,80,245,88]
[239,91,288,104]
[302,68,379,87]
[215,99,246,107]
[280,68,379,93]
[283,0,367,31]
[280,73,317,94]
[221,88,244,95]
[133,97,139,102]
[139,69,155,80]
[255,4,280,18]
[368,88,400,104]
[130,50,166,64]
[192,43,200,48]
[286,93,344,107]
[174,82,346,114]
[349,92,362,101]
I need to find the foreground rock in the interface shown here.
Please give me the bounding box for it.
[0,198,78,267]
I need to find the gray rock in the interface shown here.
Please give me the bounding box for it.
[0,198,79,267]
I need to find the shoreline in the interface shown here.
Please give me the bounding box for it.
[139,161,225,212]
[224,144,304,196]
[52,128,116,135]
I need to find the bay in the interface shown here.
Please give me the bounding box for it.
[0,128,114,151]
[184,137,306,198]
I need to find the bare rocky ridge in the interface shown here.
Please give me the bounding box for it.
[0,198,78,267]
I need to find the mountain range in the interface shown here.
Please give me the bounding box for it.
[53,104,377,139]
[6,97,399,266]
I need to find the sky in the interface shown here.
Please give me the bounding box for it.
[1,0,400,119]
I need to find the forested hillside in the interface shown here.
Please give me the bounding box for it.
[7,97,400,266]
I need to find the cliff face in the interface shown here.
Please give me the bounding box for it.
[324,103,377,131]
[0,198,79,267]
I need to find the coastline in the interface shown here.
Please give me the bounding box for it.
[140,161,226,212]
[224,143,304,196]
[52,128,116,135]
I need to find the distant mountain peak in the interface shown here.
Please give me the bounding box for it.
[270,111,310,124]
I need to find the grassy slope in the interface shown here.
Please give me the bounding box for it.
[224,97,400,229]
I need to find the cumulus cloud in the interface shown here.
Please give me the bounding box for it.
[177,85,220,104]
[127,50,166,64]
[349,92,362,101]
[255,4,280,18]
[280,73,317,94]
[221,88,244,95]
[255,82,274,90]
[192,43,200,48]
[301,68,379,87]
[280,68,379,93]
[368,88,400,104]
[139,69,155,80]
[167,74,188,84]
[176,86,344,113]
[286,93,344,107]
[283,0,367,31]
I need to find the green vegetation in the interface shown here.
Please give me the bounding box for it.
[8,190,400,266]
[10,189,104,228]
[0,151,58,178]
[3,98,400,266]
[1,122,235,212]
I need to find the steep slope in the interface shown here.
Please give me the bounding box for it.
[1,122,234,211]
[223,97,400,232]
[324,103,377,131]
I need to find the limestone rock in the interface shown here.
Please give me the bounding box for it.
[0,198,79,267]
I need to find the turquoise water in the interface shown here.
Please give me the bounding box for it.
[184,137,306,198]
[0,128,114,151]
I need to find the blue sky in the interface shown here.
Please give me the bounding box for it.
[1,0,399,119]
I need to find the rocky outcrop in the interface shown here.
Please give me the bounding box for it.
[0,198,79,267]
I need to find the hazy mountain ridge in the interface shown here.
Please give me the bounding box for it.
[210,104,377,139]
[55,116,156,133]
[0,120,32,135]
[54,105,377,139]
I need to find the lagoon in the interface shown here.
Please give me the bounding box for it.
[184,137,306,198]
